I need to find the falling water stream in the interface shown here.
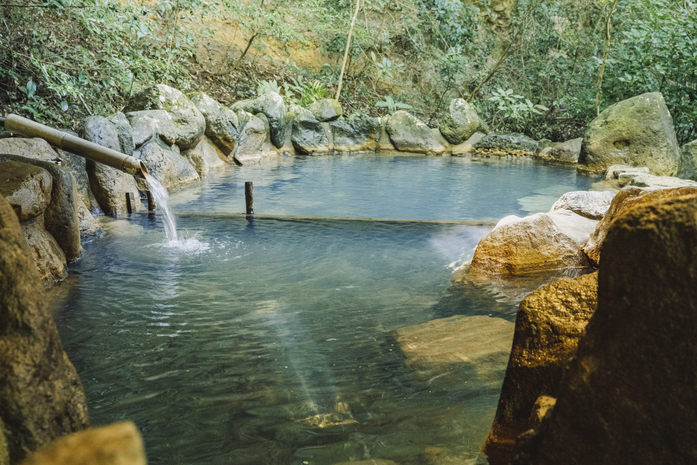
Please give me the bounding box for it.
[144,173,179,243]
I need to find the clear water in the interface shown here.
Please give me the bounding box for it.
[53,154,598,464]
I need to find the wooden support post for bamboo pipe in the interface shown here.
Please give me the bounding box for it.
[126,192,135,213]
[147,191,156,211]
[245,182,254,214]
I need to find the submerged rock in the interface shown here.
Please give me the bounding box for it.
[385,111,446,154]
[534,138,582,165]
[582,186,697,266]
[329,117,380,152]
[20,422,145,465]
[438,98,488,145]
[473,133,538,157]
[0,194,90,463]
[512,191,697,465]
[470,211,596,275]
[483,273,598,465]
[125,84,205,150]
[578,92,681,175]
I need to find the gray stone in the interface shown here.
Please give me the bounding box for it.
[0,194,89,464]
[54,147,102,214]
[451,132,486,155]
[385,111,446,154]
[0,155,81,263]
[126,110,177,148]
[125,84,205,149]
[190,93,238,155]
[308,98,342,122]
[182,136,227,176]
[290,105,331,154]
[604,164,650,180]
[0,137,61,163]
[377,118,395,151]
[0,161,52,221]
[250,92,288,149]
[133,138,199,188]
[534,138,582,165]
[483,273,598,465]
[329,117,380,152]
[473,133,539,156]
[108,112,135,156]
[20,422,146,465]
[511,191,697,465]
[438,98,488,145]
[550,191,616,220]
[578,92,681,175]
[679,139,697,180]
[629,174,697,189]
[223,106,239,129]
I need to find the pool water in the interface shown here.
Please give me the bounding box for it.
[53,154,597,464]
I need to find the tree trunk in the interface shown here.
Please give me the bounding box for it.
[335,0,361,102]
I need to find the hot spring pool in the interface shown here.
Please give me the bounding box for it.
[53,154,597,464]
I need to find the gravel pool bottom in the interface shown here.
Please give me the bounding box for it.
[53,155,598,464]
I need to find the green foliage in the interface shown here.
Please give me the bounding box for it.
[256,79,282,96]
[282,77,330,107]
[375,95,412,114]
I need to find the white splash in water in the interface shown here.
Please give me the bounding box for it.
[144,173,209,251]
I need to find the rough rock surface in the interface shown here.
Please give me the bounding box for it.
[534,138,582,165]
[19,422,145,465]
[578,92,681,175]
[604,164,650,187]
[438,98,487,145]
[451,132,486,155]
[125,84,205,149]
[0,137,61,163]
[290,105,331,154]
[679,139,697,180]
[190,93,238,155]
[107,112,135,156]
[126,110,177,148]
[182,136,227,176]
[471,211,596,275]
[629,174,697,189]
[0,194,90,464]
[329,117,380,152]
[511,192,697,465]
[54,147,102,215]
[391,315,515,390]
[0,155,80,262]
[550,191,616,220]
[245,92,288,149]
[582,186,697,266]
[473,133,539,156]
[385,111,446,154]
[232,114,277,163]
[0,162,52,221]
[133,138,199,188]
[81,117,141,216]
[483,273,598,465]
[308,98,342,122]
[20,215,68,284]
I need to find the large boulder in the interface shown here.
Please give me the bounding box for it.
[679,139,697,180]
[235,92,288,149]
[470,211,597,275]
[126,110,177,148]
[534,138,582,165]
[107,112,135,157]
[628,173,697,189]
[329,117,381,152]
[125,84,205,150]
[511,191,697,465]
[385,111,446,154]
[0,194,90,464]
[81,117,141,217]
[578,92,681,175]
[290,105,331,154]
[473,133,538,157]
[483,273,598,465]
[133,139,199,188]
[181,136,227,176]
[19,422,146,465]
[231,114,278,163]
[438,98,488,145]
[549,191,616,220]
[0,137,61,163]
[582,186,697,266]
[604,164,651,187]
[0,162,52,222]
[190,93,238,156]
[308,98,342,122]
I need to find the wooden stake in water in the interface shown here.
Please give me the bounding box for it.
[245,182,254,214]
